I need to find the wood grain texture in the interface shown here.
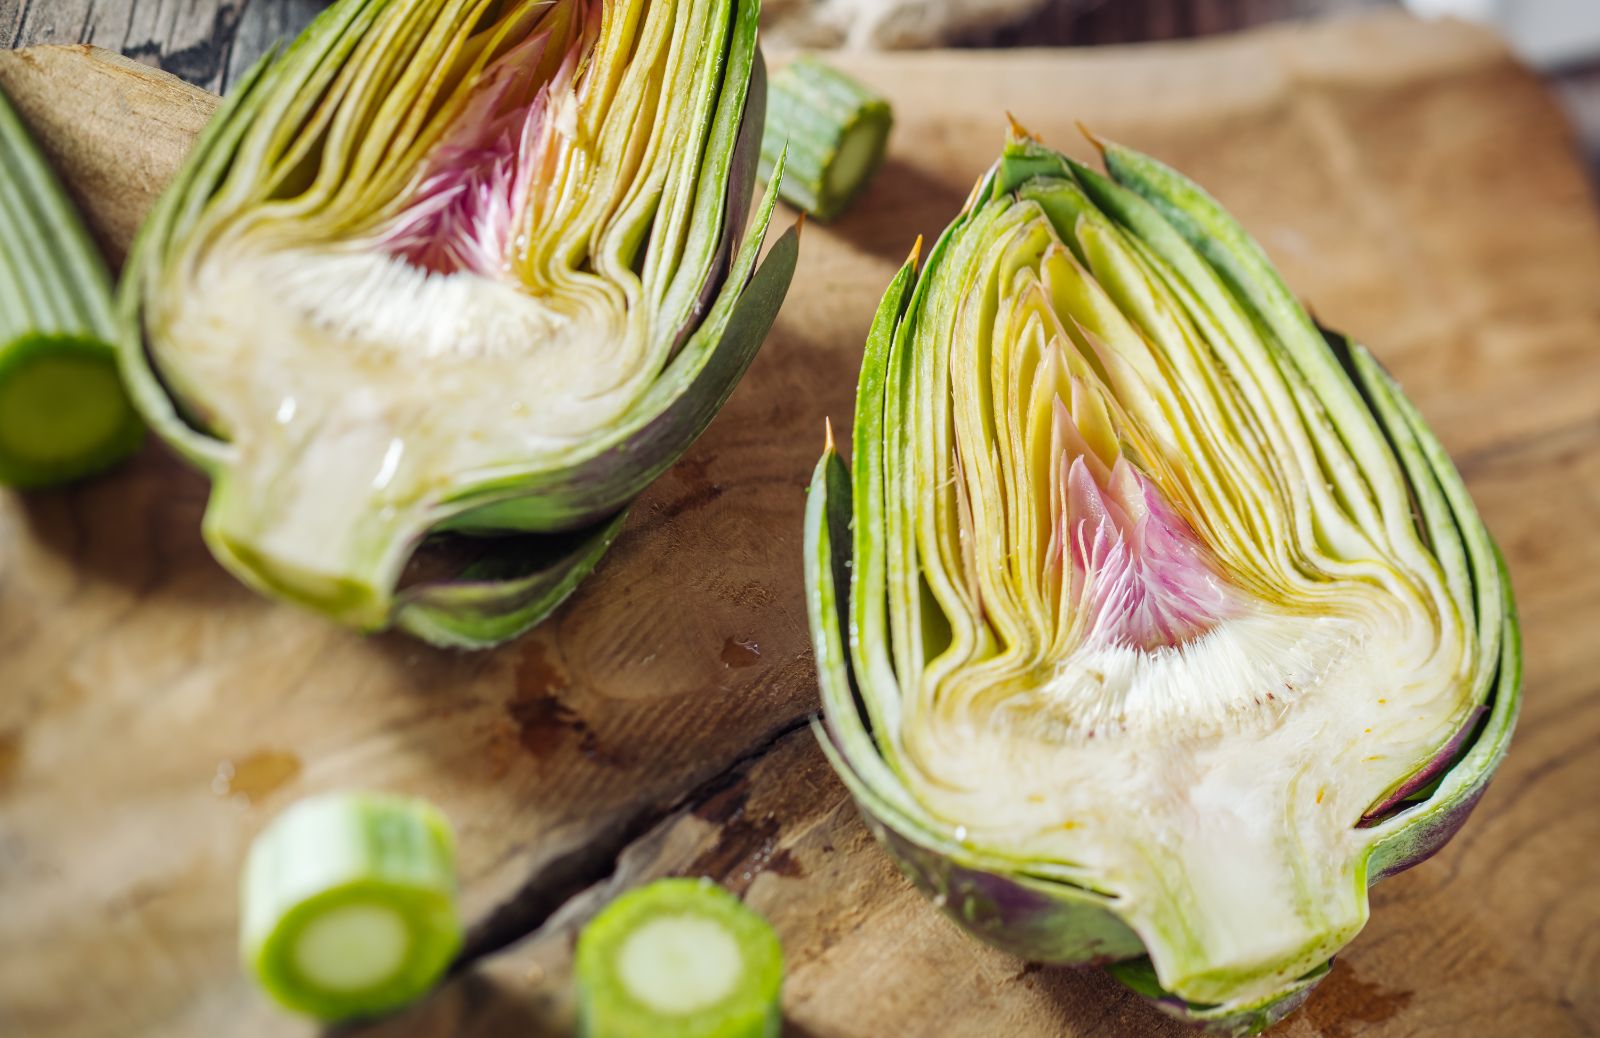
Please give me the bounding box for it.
[0,0,248,90]
[1,11,1598,1038]
[0,46,211,264]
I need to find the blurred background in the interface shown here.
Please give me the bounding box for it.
[820,0,1600,179]
[1,0,1596,174]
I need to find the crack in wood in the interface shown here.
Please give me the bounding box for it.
[452,711,817,968]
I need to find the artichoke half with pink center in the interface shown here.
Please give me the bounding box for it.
[122,0,796,646]
[804,131,1519,1034]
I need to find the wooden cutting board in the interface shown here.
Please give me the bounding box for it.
[2,13,1597,1037]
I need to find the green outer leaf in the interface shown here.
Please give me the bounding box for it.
[846,252,918,767]
[394,509,628,649]
[655,2,757,346]
[993,133,1070,197]
[0,84,141,487]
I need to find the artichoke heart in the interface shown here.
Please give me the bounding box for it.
[124,0,797,644]
[805,131,1519,1033]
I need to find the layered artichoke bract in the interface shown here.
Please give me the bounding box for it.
[806,132,1519,1031]
[124,0,795,645]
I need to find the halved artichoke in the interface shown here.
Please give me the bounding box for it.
[122,0,797,646]
[804,130,1520,1034]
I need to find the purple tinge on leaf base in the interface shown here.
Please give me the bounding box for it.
[1366,781,1490,883]
[1360,704,1487,822]
[844,796,1143,965]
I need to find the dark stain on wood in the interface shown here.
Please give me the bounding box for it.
[1303,959,1415,1038]
[211,748,301,804]
[514,641,569,700]
[692,774,751,825]
[720,636,762,668]
[507,643,620,764]
[507,692,584,757]
[0,731,20,792]
[1013,961,1046,985]
[654,452,723,522]
[684,775,806,893]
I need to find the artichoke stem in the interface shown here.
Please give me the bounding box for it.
[202,438,423,630]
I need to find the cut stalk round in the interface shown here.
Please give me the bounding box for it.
[240,792,462,1021]
[123,0,798,646]
[803,128,1520,1034]
[0,84,141,488]
[575,878,783,1038]
[757,56,892,221]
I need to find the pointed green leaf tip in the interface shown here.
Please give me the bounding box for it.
[0,85,141,489]
[576,878,783,1038]
[804,126,1518,1032]
[124,0,795,645]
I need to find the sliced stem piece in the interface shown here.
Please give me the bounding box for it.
[576,877,783,1038]
[0,85,140,488]
[758,56,891,221]
[240,792,462,1021]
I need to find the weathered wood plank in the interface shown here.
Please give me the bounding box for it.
[1,0,253,91]
[1,11,1598,1038]
[223,0,325,90]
